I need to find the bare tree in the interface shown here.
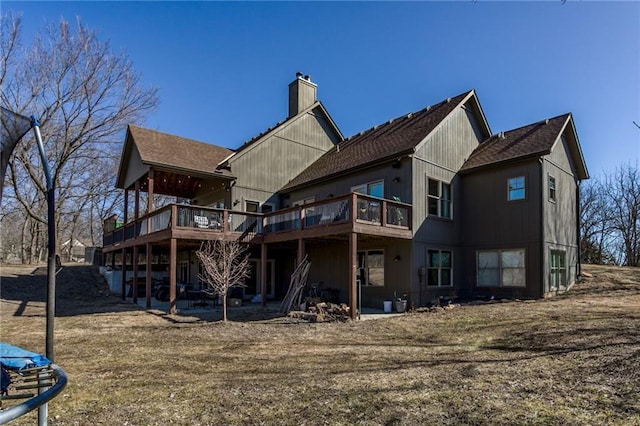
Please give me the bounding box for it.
[1,13,158,262]
[607,164,640,266]
[580,177,616,264]
[195,240,251,322]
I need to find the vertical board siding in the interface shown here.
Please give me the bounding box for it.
[412,104,483,245]
[229,110,337,210]
[542,133,580,291]
[286,159,412,207]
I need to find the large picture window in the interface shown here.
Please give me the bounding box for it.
[427,178,452,219]
[550,250,566,290]
[357,249,385,287]
[477,249,525,287]
[427,250,452,287]
[507,176,525,201]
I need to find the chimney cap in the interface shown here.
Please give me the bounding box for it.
[296,71,303,78]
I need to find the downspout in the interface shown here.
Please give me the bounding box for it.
[576,179,582,281]
[540,158,546,298]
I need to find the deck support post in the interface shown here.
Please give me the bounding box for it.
[134,180,140,220]
[261,243,267,307]
[169,238,177,314]
[349,232,358,320]
[146,243,152,308]
[297,238,305,266]
[121,248,127,300]
[132,245,139,303]
[147,169,155,234]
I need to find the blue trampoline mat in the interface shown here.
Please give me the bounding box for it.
[0,342,51,370]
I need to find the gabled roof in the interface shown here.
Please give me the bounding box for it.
[116,125,235,189]
[283,90,482,191]
[460,113,588,179]
[219,100,343,167]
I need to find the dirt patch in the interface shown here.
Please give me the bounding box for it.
[1,263,639,425]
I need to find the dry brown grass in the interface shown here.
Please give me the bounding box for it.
[1,263,639,425]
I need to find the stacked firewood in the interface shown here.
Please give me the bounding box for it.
[288,301,351,323]
[279,256,311,315]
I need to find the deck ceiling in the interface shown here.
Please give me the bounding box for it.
[137,170,204,199]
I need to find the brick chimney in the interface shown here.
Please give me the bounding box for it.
[288,72,317,118]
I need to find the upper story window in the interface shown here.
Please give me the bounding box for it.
[352,180,384,198]
[427,178,452,219]
[507,176,525,201]
[245,200,259,213]
[548,175,556,202]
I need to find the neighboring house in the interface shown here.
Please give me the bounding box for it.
[102,73,588,317]
[60,238,86,263]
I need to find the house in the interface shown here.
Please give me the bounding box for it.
[60,238,87,263]
[102,73,588,317]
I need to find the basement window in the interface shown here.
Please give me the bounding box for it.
[550,250,566,290]
[477,249,526,287]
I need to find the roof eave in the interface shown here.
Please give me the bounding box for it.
[459,150,551,175]
[282,149,414,193]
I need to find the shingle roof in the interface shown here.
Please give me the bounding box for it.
[282,90,474,190]
[127,124,234,176]
[460,113,571,173]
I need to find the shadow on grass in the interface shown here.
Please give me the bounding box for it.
[1,264,141,317]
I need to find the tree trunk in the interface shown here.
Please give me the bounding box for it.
[222,297,228,322]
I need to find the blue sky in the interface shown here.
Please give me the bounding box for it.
[3,1,639,177]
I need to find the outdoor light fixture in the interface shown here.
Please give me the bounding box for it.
[394,255,401,262]
[393,177,400,183]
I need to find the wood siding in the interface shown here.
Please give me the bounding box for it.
[541,133,580,293]
[411,103,485,299]
[229,107,339,211]
[284,158,412,207]
[122,144,150,190]
[460,160,543,298]
[304,238,412,308]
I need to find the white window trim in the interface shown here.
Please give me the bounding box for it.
[548,174,557,203]
[550,249,566,290]
[427,177,453,219]
[477,249,526,288]
[245,199,260,213]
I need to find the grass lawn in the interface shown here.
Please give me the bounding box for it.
[1,263,639,425]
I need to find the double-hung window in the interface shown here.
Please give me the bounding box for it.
[548,175,556,202]
[427,178,452,219]
[477,249,526,287]
[507,176,525,201]
[427,250,452,287]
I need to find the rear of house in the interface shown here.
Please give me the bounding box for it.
[101,74,588,316]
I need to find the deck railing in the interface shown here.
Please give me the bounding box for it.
[102,193,411,246]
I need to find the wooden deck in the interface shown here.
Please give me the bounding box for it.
[102,193,412,251]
